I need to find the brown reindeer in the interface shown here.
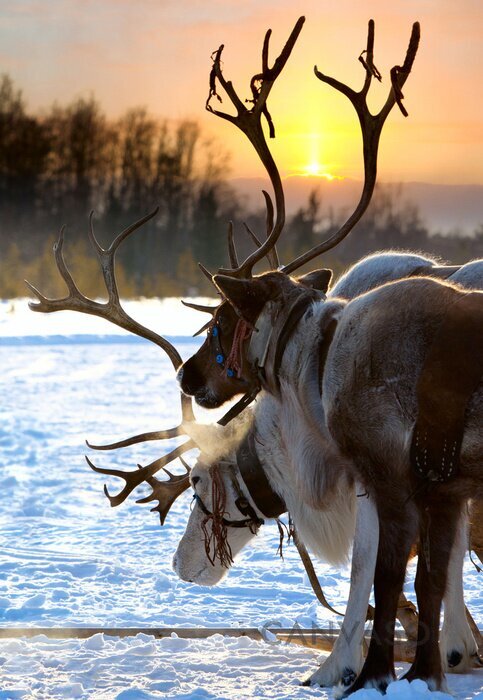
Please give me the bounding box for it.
[176,17,483,695]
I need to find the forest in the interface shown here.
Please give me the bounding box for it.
[1,74,482,299]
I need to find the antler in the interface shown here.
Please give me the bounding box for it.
[282,20,420,274]
[136,458,192,526]
[86,448,194,521]
[26,208,195,434]
[26,209,199,519]
[206,16,305,277]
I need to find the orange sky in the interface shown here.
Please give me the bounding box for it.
[2,0,483,184]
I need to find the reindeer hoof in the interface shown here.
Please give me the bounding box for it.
[341,668,357,687]
[342,674,392,697]
[447,650,463,668]
[472,652,483,668]
[300,677,312,687]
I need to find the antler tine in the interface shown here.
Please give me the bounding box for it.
[136,457,191,526]
[27,225,91,310]
[198,262,215,282]
[241,217,278,271]
[206,17,305,277]
[181,299,219,336]
[86,438,196,508]
[86,426,184,451]
[283,20,420,275]
[227,221,239,268]
[181,300,218,315]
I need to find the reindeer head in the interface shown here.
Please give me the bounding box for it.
[177,17,420,409]
[178,269,332,407]
[173,456,262,585]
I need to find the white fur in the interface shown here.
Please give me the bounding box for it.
[450,258,483,288]
[440,511,479,672]
[307,494,379,688]
[173,458,258,586]
[330,251,439,299]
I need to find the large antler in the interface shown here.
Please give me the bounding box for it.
[282,20,420,274]
[206,16,305,277]
[26,208,195,433]
[86,447,194,522]
[26,210,198,519]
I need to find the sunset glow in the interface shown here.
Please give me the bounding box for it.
[1,1,483,185]
[302,163,341,180]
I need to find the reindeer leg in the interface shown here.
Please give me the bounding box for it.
[344,495,418,695]
[402,497,462,691]
[440,507,480,673]
[304,493,379,688]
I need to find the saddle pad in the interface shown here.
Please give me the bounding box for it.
[410,291,483,482]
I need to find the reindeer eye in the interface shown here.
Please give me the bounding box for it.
[191,476,201,487]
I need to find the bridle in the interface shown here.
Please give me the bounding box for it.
[207,319,235,377]
[193,464,264,533]
[208,287,323,400]
[207,316,251,380]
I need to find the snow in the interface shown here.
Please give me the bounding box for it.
[0,297,481,699]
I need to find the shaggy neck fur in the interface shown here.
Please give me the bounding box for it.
[248,298,355,565]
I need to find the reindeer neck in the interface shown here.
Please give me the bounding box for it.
[250,391,357,565]
[247,288,321,395]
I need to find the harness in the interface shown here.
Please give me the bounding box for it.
[206,288,321,423]
[193,465,264,533]
[247,289,322,395]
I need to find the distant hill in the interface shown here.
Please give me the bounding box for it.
[230,177,483,236]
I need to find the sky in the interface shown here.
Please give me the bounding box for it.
[1,0,483,185]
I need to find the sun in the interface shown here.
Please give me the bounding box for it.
[302,161,341,180]
[305,162,323,177]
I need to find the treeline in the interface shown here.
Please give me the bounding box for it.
[0,74,481,299]
[0,74,239,298]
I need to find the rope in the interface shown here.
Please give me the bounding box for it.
[201,465,234,568]
[226,319,252,378]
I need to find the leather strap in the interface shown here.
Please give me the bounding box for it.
[249,289,320,395]
[236,430,286,519]
[267,294,318,393]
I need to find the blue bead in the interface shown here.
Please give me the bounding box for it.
[216,354,224,364]
[227,368,235,377]
[212,327,218,337]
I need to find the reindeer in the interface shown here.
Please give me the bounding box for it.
[174,17,483,695]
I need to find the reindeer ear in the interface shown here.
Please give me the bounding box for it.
[213,275,269,323]
[297,269,332,293]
